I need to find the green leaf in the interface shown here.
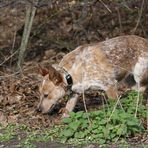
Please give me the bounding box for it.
[74,131,85,138]
[69,121,81,131]
[99,119,107,125]
[109,133,116,139]
[81,122,88,129]
[62,118,72,124]
[103,128,110,138]
[84,130,90,135]
[75,111,84,118]
[126,120,137,126]
[69,112,76,118]
[92,129,100,134]
[61,129,74,138]
[82,113,89,119]
[116,127,124,136]
[99,139,106,144]
[96,133,104,139]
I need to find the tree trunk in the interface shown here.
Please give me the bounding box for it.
[17,1,37,72]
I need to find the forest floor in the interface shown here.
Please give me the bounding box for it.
[0,52,147,148]
[0,1,148,147]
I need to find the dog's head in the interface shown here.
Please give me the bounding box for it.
[37,65,66,114]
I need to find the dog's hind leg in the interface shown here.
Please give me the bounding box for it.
[133,56,148,91]
[62,94,79,117]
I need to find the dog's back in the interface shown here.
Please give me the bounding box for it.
[60,35,148,96]
[100,35,148,77]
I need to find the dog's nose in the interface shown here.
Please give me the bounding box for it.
[44,94,48,98]
[36,106,42,112]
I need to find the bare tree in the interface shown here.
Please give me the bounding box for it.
[17,0,38,71]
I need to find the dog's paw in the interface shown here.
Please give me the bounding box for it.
[59,108,70,118]
[62,112,70,118]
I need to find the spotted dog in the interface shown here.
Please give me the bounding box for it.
[37,35,148,115]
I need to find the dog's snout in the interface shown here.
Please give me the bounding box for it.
[36,106,42,112]
[44,94,48,98]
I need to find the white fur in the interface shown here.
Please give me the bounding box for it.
[133,54,148,84]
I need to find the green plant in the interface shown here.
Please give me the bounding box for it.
[0,124,17,142]
[59,91,147,144]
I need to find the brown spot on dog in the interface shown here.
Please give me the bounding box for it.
[38,64,49,76]
[48,65,64,85]
[106,86,118,99]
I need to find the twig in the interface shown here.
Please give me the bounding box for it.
[107,84,121,122]
[132,0,144,33]
[82,87,92,126]
[81,62,91,126]
[0,50,18,66]
[99,0,112,13]
[10,8,18,68]
[135,83,140,117]
[116,7,122,35]
[0,71,20,79]
[82,89,88,114]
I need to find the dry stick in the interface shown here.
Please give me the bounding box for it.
[135,83,140,117]
[0,50,18,66]
[108,97,121,122]
[10,30,17,67]
[81,62,92,126]
[132,0,144,34]
[10,2,18,68]
[82,89,92,126]
[17,1,38,71]
[117,7,122,35]
[99,0,112,13]
[82,88,92,123]
[107,83,121,122]
[0,71,20,79]
[82,88,88,114]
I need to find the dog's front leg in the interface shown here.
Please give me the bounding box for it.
[106,85,118,99]
[62,94,79,117]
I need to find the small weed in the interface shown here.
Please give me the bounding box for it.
[0,124,17,142]
[21,126,61,147]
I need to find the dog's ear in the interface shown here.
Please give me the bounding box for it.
[48,65,63,85]
[38,64,49,76]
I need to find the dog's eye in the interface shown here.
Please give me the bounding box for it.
[44,94,48,98]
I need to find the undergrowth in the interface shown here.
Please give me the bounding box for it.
[0,91,147,147]
[60,91,147,144]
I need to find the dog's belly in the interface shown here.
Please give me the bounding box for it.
[72,80,111,93]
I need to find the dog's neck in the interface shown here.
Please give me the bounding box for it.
[57,66,73,94]
[62,67,73,88]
